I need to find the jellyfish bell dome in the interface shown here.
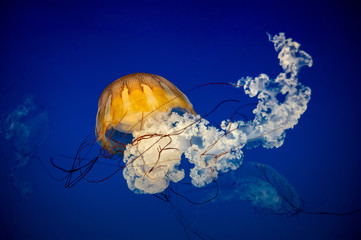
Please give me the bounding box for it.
[95,73,196,152]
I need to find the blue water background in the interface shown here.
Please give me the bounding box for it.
[1,1,360,239]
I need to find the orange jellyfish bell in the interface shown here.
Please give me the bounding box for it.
[95,73,196,153]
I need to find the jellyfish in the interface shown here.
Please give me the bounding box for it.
[219,161,303,216]
[218,161,361,218]
[53,32,313,196]
[0,96,49,198]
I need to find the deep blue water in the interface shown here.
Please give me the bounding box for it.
[1,1,361,239]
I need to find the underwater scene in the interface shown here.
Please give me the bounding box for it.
[1,1,360,239]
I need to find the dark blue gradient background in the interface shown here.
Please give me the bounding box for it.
[1,0,360,239]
